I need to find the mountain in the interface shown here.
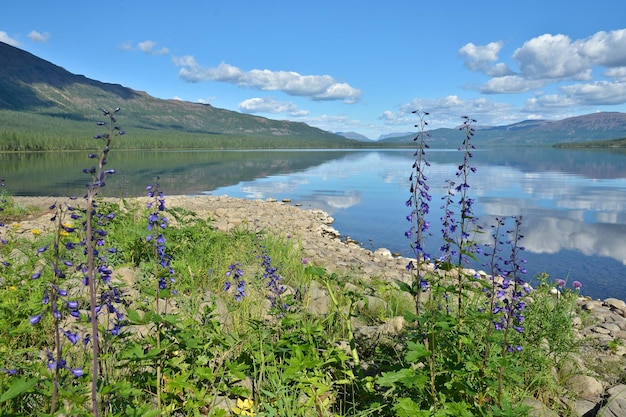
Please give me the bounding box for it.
[335,131,372,141]
[379,112,626,147]
[0,42,360,148]
[377,132,415,140]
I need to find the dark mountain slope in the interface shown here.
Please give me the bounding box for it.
[0,42,353,144]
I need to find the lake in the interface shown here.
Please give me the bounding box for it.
[3,147,626,301]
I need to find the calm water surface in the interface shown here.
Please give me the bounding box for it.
[3,147,626,300]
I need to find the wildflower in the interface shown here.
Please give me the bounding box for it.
[224,263,245,301]
[63,329,80,345]
[555,279,565,288]
[301,257,309,265]
[146,181,175,294]
[573,280,582,290]
[31,229,41,235]
[233,398,255,416]
[30,313,43,325]
[235,280,246,301]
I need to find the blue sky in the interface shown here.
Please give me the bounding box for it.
[3,0,626,139]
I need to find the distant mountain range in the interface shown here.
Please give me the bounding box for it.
[334,131,372,141]
[1,41,625,148]
[378,112,626,146]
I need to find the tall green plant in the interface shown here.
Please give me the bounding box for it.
[382,114,536,415]
[83,107,125,416]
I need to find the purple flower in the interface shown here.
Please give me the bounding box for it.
[235,280,246,301]
[70,368,84,377]
[63,330,80,345]
[572,281,582,290]
[555,279,565,287]
[30,313,43,325]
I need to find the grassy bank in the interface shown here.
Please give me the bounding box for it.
[0,190,585,417]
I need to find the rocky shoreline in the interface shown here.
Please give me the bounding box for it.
[8,195,626,416]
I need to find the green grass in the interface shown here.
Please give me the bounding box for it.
[0,194,583,416]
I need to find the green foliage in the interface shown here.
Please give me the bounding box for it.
[0,184,32,221]
[0,108,394,151]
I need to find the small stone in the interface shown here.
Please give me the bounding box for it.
[374,248,393,258]
[565,374,604,400]
[599,323,622,333]
[570,399,597,417]
[598,395,626,417]
[522,398,559,417]
[605,298,626,310]
[593,326,612,335]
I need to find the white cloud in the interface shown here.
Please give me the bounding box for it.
[523,94,578,111]
[173,57,362,103]
[385,95,517,128]
[28,30,50,43]
[479,75,546,94]
[560,81,626,105]
[459,41,513,77]
[120,40,169,55]
[513,33,593,80]
[118,41,134,51]
[578,29,626,68]
[0,31,20,46]
[196,97,216,105]
[522,80,626,110]
[137,40,170,55]
[239,97,309,117]
[466,28,626,98]
[604,67,626,80]
[379,111,395,122]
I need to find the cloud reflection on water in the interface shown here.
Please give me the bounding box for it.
[209,148,626,299]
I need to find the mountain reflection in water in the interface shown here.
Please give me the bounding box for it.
[209,148,626,301]
[3,147,626,300]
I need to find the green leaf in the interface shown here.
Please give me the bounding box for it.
[305,265,327,278]
[393,397,430,417]
[405,341,431,362]
[0,377,39,402]
[125,308,144,324]
[395,279,416,296]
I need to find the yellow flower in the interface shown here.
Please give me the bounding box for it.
[9,286,17,291]
[59,230,70,237]
[31,229,41,235]
[233,398,255,416]
[62,222,73,229]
